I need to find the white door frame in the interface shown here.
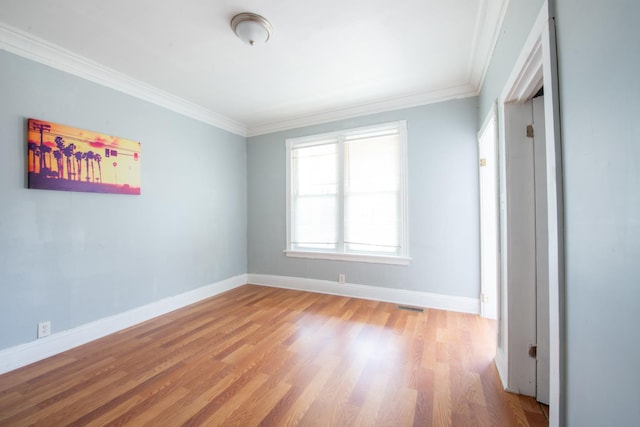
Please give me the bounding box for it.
[533,95,550,405]
[493,2,565,426]
[478,106,499,320]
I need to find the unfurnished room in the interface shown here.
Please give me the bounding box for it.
[0,1,638,426]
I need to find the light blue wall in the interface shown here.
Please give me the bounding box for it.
[479,0,545,121]
[556,0,640,425]
[0,50,247,351]
[248,97,480,298]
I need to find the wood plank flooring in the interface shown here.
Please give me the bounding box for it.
[0,285,548,426]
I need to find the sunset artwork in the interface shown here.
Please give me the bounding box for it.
[27,119,141,195]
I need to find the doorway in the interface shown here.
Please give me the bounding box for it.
[492,4,564,424]
[499,94,549,404]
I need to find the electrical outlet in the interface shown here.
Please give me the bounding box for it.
[37,321,51,339]
[338,274,345,284]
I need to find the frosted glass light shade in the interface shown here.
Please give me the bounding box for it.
[231,13,272,46]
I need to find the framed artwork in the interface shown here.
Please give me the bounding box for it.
[27,118,141,195]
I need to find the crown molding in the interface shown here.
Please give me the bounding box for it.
[0,23,247,137]
[247,84,478,137]
[467,0,510,90]
[0,18,498,140]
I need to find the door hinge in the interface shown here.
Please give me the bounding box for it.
[480,158,487,167]
[528,344,537,358]
[526,124,534,138]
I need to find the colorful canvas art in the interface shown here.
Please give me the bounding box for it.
[27,118,141,195]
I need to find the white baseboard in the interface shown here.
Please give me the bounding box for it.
[1,273,480,375]
[0,274,247,375]
[248,274,480,314]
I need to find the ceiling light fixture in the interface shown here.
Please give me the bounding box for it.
[230,13,272,46]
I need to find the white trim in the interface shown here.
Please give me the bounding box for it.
[0,21,482,140]
[504,40,543,103]
[541,15,564,427]
[286,121,403,146]
[477,103,499,320]
[468,0,511,90]
[467,0,488,84]
[0,274,247,375]
[0,273,480,375]
[495,347,509,391]
[248,274,480,314]
[284,250,411,266]
[247,84,478,137]
[0,23,247,137]
[479,101,498,139]
[499,6,548,103]
[398,120,410,256]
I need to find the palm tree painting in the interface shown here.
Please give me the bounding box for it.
[27,118,141,195]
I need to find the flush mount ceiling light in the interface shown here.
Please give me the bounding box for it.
[231,13,272,46]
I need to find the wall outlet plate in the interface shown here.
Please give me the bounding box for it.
[37,321,51,338]
[338,274,345,284]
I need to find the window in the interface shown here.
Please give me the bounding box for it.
[285,121,409,265]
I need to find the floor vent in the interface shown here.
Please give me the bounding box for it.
[397,305,424,313]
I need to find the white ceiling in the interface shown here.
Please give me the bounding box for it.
[0,0,507,136]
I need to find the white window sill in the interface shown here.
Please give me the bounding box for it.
[284,250,411,265]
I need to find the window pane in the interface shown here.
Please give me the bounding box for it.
[293,143,337,196]
[345,193,400,253]
[344,135,401,254]
[345,135,399,193]
[292,195,337,249]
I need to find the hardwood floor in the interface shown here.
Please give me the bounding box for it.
[0,285,548,426]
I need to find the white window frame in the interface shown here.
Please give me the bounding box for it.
[285,121,410,265]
